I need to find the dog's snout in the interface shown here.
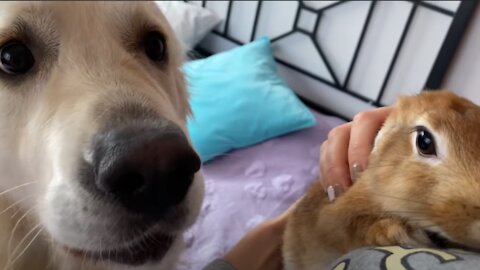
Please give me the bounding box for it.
[93,125,201,217]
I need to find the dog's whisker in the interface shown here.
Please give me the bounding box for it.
[10,205,26,219]
[7,224,44,267]
[81,242,89,270]
[0,195,34,216]
[120,230,133,264]
[100,221,109,268]
[7,206,37,257]
[0,181,38,197]
[48,235,58,270]
[80,255,86,270]
[99,238,106,268]
[9,223,43,258]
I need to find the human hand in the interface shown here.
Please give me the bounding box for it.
[223,205,295,270]
[320,107,392,200]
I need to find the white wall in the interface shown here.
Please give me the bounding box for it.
[444,4,480,104]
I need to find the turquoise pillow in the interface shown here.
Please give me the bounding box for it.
[185,37,316,162]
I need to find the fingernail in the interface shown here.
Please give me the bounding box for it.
[351,163,363,183]
[327,185,335,202]
[334,184,344,197]
[326,185,343,202]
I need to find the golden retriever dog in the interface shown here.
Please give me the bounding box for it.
[0,2,204,269]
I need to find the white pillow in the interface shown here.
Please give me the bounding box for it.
[155,1,221,51]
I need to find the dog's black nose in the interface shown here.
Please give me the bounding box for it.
[92,125,201,217]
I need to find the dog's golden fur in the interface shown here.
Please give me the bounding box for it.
[284,91,480,269]
[0,2,203,269]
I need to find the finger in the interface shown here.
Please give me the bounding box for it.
[263,248,283,270]
[324,123,352,191]
[319,141,329,188]
[348,107,393,180]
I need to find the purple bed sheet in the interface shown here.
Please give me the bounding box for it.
[178,111,346,269]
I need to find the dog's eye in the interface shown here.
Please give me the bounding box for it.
[415,126,436,157]
[144,31,166,62]
[0,41,35,75]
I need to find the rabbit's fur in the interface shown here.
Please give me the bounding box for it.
[283,91,480,270]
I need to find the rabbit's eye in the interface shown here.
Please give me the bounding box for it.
[415,127,436,157]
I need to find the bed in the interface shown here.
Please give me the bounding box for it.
[156,1,478,269]
[178,110,344,269]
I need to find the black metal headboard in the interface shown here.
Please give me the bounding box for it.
[188,0,477,119]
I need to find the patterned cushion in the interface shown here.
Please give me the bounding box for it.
[332,246,480,270]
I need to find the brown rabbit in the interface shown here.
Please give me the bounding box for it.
[283,91,480,270]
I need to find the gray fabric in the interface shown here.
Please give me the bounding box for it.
[331,246,480,270]
[202,259,237,270]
